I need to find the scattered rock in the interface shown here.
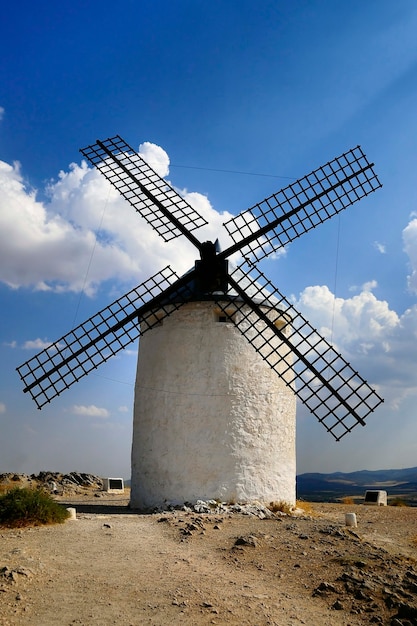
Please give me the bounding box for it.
[0,566,33,583]
[151,499,287,519]
[393,601,417,620]
[0,471,103,496]
[314,581,338,594]
[332,599,344,610]
[234,535,258,547]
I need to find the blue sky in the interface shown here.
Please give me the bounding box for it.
[1,1,417,479]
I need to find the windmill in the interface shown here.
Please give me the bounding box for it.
[17,136,384,508]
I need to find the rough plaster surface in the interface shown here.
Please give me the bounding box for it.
[131,301,296,509]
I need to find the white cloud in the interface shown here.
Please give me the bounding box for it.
[296,283,399,347]
[361,280,378,292]
[138,141,170,177]
[0,402,6,414]
[374,241,386,254]
[0,142,236,296]
[0,106,4,121]
[292,280,417,415]
[0,160,140,295]
[23,338,54,350]
[403,218,417,294]
[72,405,110,418]
[118,405,129,413]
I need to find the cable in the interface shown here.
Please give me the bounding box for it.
[171,163,296,181]
[330,215,341,346]
[71,186,111,329]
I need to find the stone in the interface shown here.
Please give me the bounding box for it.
[312,582,338,597]
[395,602,417,620]
[332,599,344,610]
[234,535,258,547]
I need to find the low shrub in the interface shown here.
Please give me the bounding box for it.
[0,487,70,528]
[389,497,408,507]
[268,500,293,514]
[296,500,315,515]
[0,483,12,495]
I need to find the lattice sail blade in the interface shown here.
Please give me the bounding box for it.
[80,135,207,245]
[222,146,382,263]
[17,267,195,409]
[219,265,383,441]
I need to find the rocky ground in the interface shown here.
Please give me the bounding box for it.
[1,474,417,625]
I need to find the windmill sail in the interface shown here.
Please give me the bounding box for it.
[17,267,196,409]
[80,136,207,247]
[222,146,382,263]
[216,264,383,440]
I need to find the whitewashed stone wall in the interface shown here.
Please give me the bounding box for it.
[130,300,296,509]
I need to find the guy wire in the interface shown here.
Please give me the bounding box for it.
[330,215,341,347]
[71,186,111,329]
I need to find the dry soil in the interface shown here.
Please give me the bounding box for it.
[1,495,417,625]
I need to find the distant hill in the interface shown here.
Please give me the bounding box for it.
[296,466,417,503]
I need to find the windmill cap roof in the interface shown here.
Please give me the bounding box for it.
[167,266,284,311]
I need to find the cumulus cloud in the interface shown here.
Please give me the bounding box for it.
[403,218,417,294]
[0,160,130,294]
[138,141,170,177]
[0,402,6,414]
[291,280,417,414]
[295,283,399,347]
[71,405,110,418]
[0,143,236,296]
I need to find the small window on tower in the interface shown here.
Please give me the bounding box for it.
[217,313,235,324]
[214,306,236,324]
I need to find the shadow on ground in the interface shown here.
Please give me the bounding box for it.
[58,498,147,516]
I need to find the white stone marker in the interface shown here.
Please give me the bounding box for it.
[345,512,357,527]
[66,507,77,520]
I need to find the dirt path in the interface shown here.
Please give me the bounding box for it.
[1,500,417,625]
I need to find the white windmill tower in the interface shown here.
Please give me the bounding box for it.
[17,136,384,509]
[131,272,296,508]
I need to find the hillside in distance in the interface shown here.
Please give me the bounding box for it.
[296,466,417,503]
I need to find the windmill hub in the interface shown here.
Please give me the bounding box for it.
[195,239,228,295]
